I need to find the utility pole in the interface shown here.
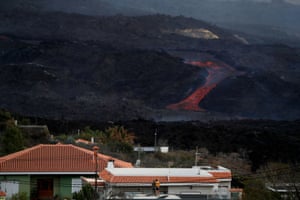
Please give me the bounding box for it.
[93,146,99,200]
[195,146,199,167]
[135,144,141,167]
[138,144,141,161]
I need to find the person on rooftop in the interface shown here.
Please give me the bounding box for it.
[155,179,160,196]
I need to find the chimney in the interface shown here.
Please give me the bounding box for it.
[91,137,94,144]
[107,159,115,169]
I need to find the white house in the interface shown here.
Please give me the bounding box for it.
[97,161,232,199]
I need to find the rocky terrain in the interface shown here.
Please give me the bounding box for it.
[2,0,300,46]
[0,8,299,121]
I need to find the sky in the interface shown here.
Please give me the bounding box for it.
[285,0,300,4]
[216,0,300,4]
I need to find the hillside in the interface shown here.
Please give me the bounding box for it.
[2,0,300,46]
[0,38,208,121]
[0,11,299,121]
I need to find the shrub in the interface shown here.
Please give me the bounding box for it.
[73,184,95,200]
[11,192,28,200]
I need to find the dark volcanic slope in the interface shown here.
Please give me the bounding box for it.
[0,38,205,120]
[2,0,300,47]
[0,11,237,48]
[200,72,300,120]
[198,44,300,120]
[0,11,299,121]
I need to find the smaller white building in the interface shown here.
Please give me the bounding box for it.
[133,146,169,153]
[98,162,232,199]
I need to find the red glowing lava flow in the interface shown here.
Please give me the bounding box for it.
[167,60,232,111]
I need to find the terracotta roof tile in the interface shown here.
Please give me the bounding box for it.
[208,171,232,179]
[100,170,219,184]
[0,144,132,172]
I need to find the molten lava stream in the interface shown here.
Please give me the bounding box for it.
[167,84,216,111]
[167,61,224,111]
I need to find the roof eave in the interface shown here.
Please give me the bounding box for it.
[0,172,96,175]
[108,182,218,187]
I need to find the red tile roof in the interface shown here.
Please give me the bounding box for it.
[100,170,219,184]
[208,171,232,179]
[0,144,132,173]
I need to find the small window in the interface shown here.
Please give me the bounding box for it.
[0,181,19,198]
[72,178,82,193]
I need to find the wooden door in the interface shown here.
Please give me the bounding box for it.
[37,179,53,200]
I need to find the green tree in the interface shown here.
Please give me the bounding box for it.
[76,126,105,143]
[0,109,13,130]
[11,192,28,200]
[73,184,95,200]
[104,126,135,144]
[0,109,12,122]
[2,125,25,154]
[104,126,135,152]
[243,179,281,200]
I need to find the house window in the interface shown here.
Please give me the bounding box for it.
[72,179,82,193]
[0,181,19,198]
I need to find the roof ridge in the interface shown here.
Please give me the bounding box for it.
[0,144,84,164]
[69,144,132,166]
[66,144,95,155]
[0,144,43,163]
[62,144,116,162]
